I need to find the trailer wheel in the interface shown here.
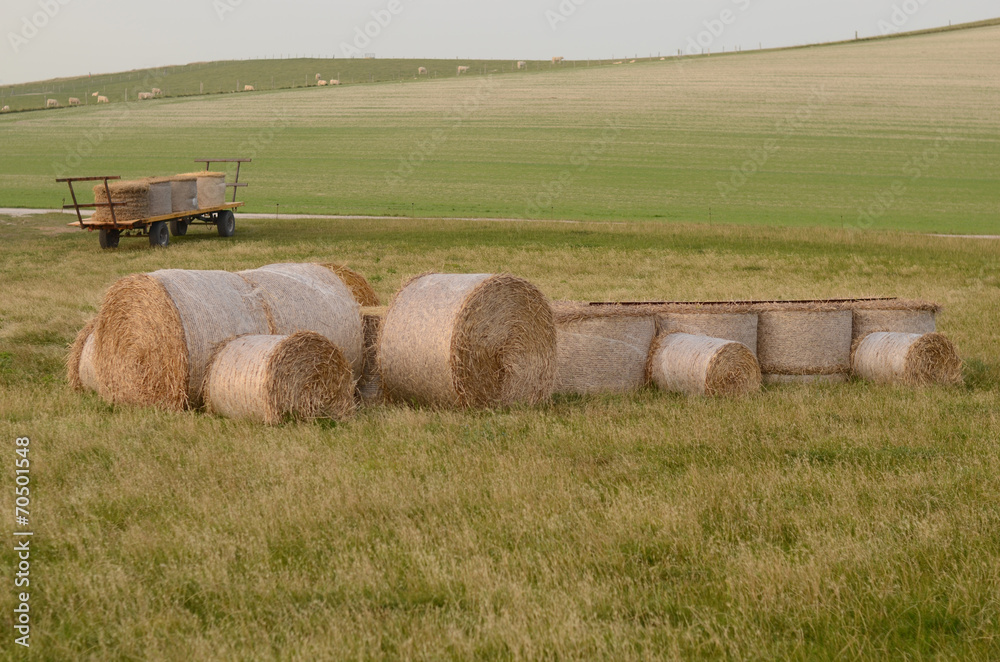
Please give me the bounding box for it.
[99,229,120,249]
[169,219,189,236]
[149,221,170,248]
[217,210,236,237]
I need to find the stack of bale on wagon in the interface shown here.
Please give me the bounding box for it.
[89,171,229,223]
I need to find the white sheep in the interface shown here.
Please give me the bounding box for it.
[517,61,527,70]
[68,97,81,106]
[243,85,255,91]
[97,96,109,104]
[317,80,327,86]
[552,56,564,63]
[46,99,59,108]
[418,67,427,75]
[457,66,470,75]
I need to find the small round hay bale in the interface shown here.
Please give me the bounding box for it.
[762,374,848,385]
[319,263,380,306]
[94,270,271,410]
[852,332,962,386]
[555,316,656,394]
[657,312,759,356]
[379,273,556,408]
[239,264,364,374]
[757,309,853,377]
[852,308,936,341]
[67,319,100,392]
[648,333,761,396]
[203,332,355,424]
[358,307,385,403]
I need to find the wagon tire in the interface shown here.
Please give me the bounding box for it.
[217,210,235,237]
[149,221,170,248]
[169,219,188,236]
[99,229,120,249]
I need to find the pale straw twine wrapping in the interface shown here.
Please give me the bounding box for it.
[554,316,656,394]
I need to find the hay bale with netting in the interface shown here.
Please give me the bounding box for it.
[657,312,759,356]
[92,179,171,222]
[852,300,939,341]
[648,333,761,397]
[168,175,199,213]
[554,314,656,394]
[379,273,556,408]
[93,270,271,410]
[320,263,380,306]
[202,332,355,425]
[358,307,386,403]
[757,307,853,381]
[238,264,364,375]
[67,319,100,392]
[852,332,962,386]
[177,171,227,209]
[762,374,849,385]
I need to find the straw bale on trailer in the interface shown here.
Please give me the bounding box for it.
[67,319,100,392]
[177,171,227,209]
[550,304,656,394]
[319,263,380,306]
[92,178,171,223]
[851,300,939,341]
[648,333,761,397]
[358,307,386,403]
[238,263,364,375]
[93,270,271,410]
[203,332,355,425]
[657,311,758,356]
[852,332,962,386]
[756,306,853,381]
[379,273,556,408]
[166,174,199,213]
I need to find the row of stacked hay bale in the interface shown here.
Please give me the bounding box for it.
[67,271,963,425]
[91,172,228,223]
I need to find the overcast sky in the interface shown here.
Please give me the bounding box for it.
[0,0,996,85]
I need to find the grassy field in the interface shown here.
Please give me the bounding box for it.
[1,23,998,233]
[0,212,999,659]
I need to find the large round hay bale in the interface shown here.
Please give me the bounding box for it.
[203,332,355,424]
[757,309,853,377]
[378,274,556,408]
[648,333,761,396]
[358,307,385,403]
[852,332,962,386]
[238,263,363,374]
[93,270,271,410]
[852,308,936,341]
[67,319,100,392]
[657,312,759,356]
[554,315,656,394]
[320,263,380,306]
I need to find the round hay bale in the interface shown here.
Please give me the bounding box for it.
[320,263,380,306]
[762,374,849,385]
[67,319,100,392]
[657,312,759,356]
[358,308,385,403]
[648,333,761,396]
[852,309,936,341]
[203,332,355,425]
[852,332,962,386]
[92,179,171,222]
[757,310,853,377]
[93,270,271,410]
[378,273,556,408]
[555,316,656,394]
[238,264,363,374]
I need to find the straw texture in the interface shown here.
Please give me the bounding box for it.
[238,263,364,375]
[93,270,271,410]
[178,171,227,209]
[555,316,656,394]
[203,332,355,425]
[358,307,386,403]
[852,332,963,386]
[379,273,557,408]
[763,374,849,385]
[648,333,761,397]
[92,179,171,222]
[852,309,936,341]
[67,319,99,392]
[169,176,199,213]
[657,312,759,356]
[757,310,853,375]
[320,263,380,306]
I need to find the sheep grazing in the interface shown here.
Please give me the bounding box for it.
[457,66,470,75]
[629,59,636,63]
[552,56,564,63]
[317,80,327,86]
[97,96,109,104]
[46,99,59,108]
[151,87,161,96]
[330,79,341,86]
[68,97,81,106]
[315,73,322,80]
[1,106,9,112]
[137,92,153,100]
[517,61,527,70]
[91,92,99,97]
[418,67,427,75]
[244,85,255,91]
[613,61,623,65]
